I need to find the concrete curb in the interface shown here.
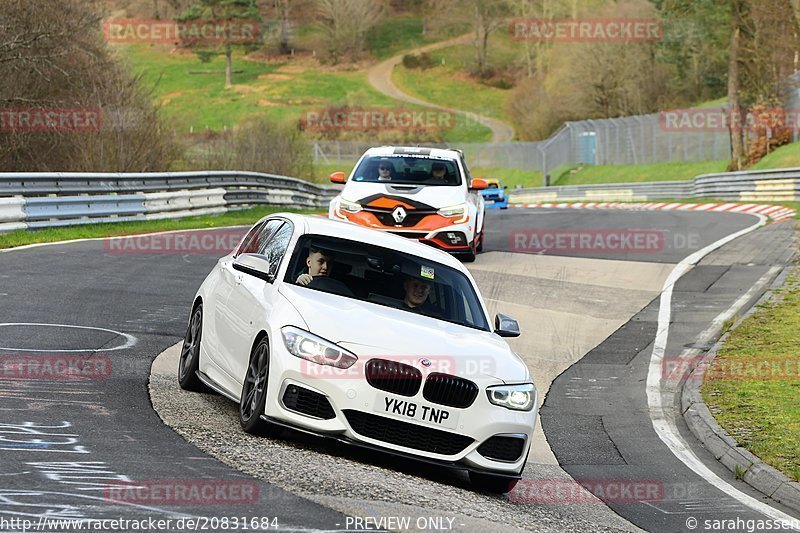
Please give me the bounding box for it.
[680,259,800,513]
[511,201,797,222]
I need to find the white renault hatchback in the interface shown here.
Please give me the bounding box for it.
[179,213,537,493]
[328,146,487,262]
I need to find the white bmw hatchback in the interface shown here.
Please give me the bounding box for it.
[179,213,537,493]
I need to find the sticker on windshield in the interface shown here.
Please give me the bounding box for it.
[421,265,435,280]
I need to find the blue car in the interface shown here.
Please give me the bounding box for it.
[480,179,509,209]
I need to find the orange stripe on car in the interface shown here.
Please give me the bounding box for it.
[342,211,467,231]
[366,197,416,210]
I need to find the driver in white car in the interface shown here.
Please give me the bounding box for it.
[296,246,335,286]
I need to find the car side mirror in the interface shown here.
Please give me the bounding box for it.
[503,185,508,190]
[233,253,274,283]
[470,178,488,190]
[495,313,520,337]
[330,171,346,184]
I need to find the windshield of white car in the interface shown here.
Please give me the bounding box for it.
[350,155,461,186]
[285,235,490,331]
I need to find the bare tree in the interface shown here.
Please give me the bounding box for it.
[179,0,263,88]
[507,0,666,139]
[467,0,511,77]
[315,0,386,63]
[0,0,178,172]
[728,0,746,170]
[196,115,312,178]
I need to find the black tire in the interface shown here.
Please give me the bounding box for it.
[178,304,206,392]
[239,337,282,437]
[469,471,519,494]
[476,229,484,253]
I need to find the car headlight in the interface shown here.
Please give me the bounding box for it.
[437,203,467,217]
[338,198,362,213]
[486,383,537,411]
[281,326,357,369]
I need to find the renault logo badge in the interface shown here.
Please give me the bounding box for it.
[392,206,407,224]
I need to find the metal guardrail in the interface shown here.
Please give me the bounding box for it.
[512,180,693,203]
[2,167,796,233]
[511,168,800,204]
[693,169,800,201]
[0,171,340,233]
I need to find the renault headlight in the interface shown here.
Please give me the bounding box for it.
[281,326,357,369]
[486,383,537,411]
[437,203,467,217]
[438,203,469,224]
[338,198,362,213]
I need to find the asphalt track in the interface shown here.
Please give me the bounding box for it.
[0,208,797,532]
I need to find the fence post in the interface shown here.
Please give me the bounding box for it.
[650,117,661,163]
[541,145,548,187]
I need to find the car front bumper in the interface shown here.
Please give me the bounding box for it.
[330,210,478,253]
[264,340,537,476]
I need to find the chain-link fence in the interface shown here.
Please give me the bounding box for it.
[311,141,546,172]
[310,109,734,183]
[539,112,732,181]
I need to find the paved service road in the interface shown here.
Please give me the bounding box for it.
[366,34,516,143]
[1,209,796,532]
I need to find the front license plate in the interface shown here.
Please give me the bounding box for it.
[373,394,459,430]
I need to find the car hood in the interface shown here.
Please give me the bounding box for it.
[278,284,529,383]
[341,182,466,210]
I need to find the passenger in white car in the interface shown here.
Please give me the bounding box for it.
[400,266,442,319]
[403,277,432,310]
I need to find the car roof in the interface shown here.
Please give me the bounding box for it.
[268,213,468,271]
[361,146,462,160]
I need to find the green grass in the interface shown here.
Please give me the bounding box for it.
[393,64,509,127]
[366,17,437,60]
[311,163,349,183]
[392,32,520,126]
[472,167,543,188]
[752,141,800,170]
[702,267,800,481]
[121,44,394,132]
[119,44,491,141]
[0,207,317,250]
[696,97,727,108]
[553,161,730,186]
